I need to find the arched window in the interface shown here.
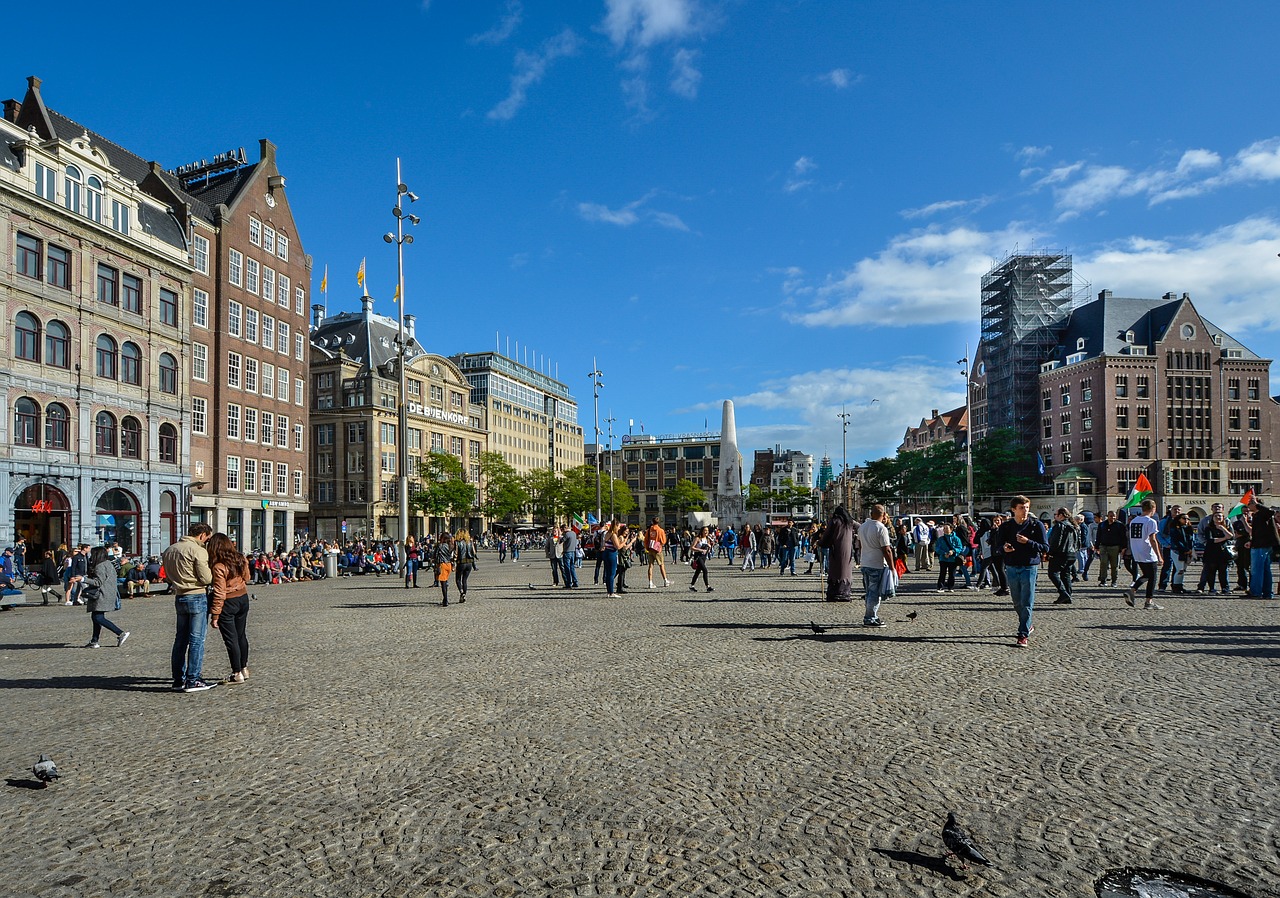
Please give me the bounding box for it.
[158,423,178,463]
[14,311,40,361]
[14,397,40,446]
[45,321,70,368]
[64,165,82,214]
[158,353,178,394]
[86,175,103,223]
[95,411,118,455]
[120,416,142,459]
[96,335,118,380]
[45,403,69,450]
[121,341,142,386]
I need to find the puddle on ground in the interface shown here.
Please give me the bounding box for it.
[1096,868,1252,898]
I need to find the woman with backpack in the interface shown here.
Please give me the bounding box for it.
[454,530,478,602]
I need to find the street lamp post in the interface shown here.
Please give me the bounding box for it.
[383,158,420,544]
[838,406,851,515]
[184,480,209,533]
[605,412,616,519]
[589,361,604,523]
[959,345,974,519]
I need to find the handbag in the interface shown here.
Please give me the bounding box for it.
[647,538,662,553]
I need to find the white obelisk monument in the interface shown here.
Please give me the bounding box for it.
[716,400,746,526]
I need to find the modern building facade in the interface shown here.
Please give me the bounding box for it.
[1032,290,1277,516]
[2,77,193,557]
[307,300,488,540]
[451,351,584,476]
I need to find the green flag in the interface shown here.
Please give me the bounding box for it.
[1122,473,1153,509]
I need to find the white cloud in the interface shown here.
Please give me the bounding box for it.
[1015,145,1052,162]
[669,47,702,99]
[820,68,858,89]
[784,156,817,193]
[900,197,992,220]
[577,190,689,230]
[788,223,1040,328]
[1080,216,1280,334]
[488,29,581,121]
[470,0,523,45]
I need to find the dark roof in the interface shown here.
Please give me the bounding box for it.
[1050,294,1263,363]
[181,166,257,214]
[309,301,427,376]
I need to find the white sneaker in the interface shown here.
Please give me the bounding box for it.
[647,581,655,589]
[117,631,130,647]
[664,579,671,587]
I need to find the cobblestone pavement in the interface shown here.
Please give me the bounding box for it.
[1,554,1277,898]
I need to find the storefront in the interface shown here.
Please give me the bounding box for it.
[13,483,71,559]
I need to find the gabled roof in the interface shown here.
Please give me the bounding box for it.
[1050,293,1264,363]
[309,300,427,377]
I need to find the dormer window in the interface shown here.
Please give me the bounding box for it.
[1076,337,1085,351]
[1124,330,1135,343]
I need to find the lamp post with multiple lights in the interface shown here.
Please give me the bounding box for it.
[958,344,975,519]
[383,159,419,543]
[589,362,604,523]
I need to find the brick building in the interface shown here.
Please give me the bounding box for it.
[898,406,968,454]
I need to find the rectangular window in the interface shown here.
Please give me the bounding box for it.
[1115,375,1128,398]
[1229,408,1241,430]
[17,232,41,279]
[244,407,258,443]
[1249,409,1260,430]
[1081,438,1093,462]
[122,274,142,313]
[226,456,240,491]
[249,217,261,246]
[347,451,365,473]
[193,234,209,274]
[1137,437,1150,459]
[262,363,275,398]
[1116,407,1129,429]
[1116,437,1129,459]
[35,163,56,201]
[278,273,290,308]
[277,233,289,262]
[245,257,259,295]
[228,300,242,337]
[1249,438,1262,460]
[1136,375,1149,398]
[295,286,305,315]
[295,376,304,405]
[47,244,70,288]
[97,263,119,306]
[1228,378,1240,400]
[295,332,305,361]
[277,369,290,401]
[160,288,178,326]
[293,470,302,497]
[192,397,207,435]
[316,423,334,446]
[294,423,303,450]
[278,322,290,354]
[260,461,273,494]
[244,357,258,393]
[227,404,241,439]
[229,249,243,287]
[349,422,366,444]
[277,467,288,496]
[244,459,259,492]
[261,412,274,446]
[1248,378,1260,401]
[382,451,396,473]
[277,415,289,448]
[193,289,209,328]
[245,308,259,343]
[263,226,275,256]
[228,352,242,388]
[111,200,130,235]
[1137,406,1150,429]
[192,343,208,382]
[262,266,275,303]
[262,315,275,350]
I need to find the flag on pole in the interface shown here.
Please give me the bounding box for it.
[1227,488,1255,519]
[571,512,585,532]
[393,283,400,304]
[586,512,598,525]
[356,258,366,287]
[320,265,328,294]
[1122,473,1154,509]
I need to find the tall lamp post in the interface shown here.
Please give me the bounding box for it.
[184,480,209,533]
[605,412,616,519]
[958,344,974,519]
[838,406,851,514]
[589,361,604,523]
[383,158,420,544]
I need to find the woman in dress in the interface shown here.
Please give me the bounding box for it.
[208,533,252,684]
[818,506,855,602]
[80,546,127,648]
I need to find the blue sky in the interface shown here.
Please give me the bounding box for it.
[11,0,1280,473]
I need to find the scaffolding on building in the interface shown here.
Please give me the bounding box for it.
[980,252,1089,454]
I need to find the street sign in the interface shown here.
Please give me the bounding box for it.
[341,520,348,533]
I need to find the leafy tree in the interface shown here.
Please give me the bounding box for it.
[972,427,1042,496]
[745,483,776,511]
[478,452,528,522]
[523,467,564,523]
[605,476,637,519]
[413,452,475,533]
[560,465,601,521]
[663,478,709,515]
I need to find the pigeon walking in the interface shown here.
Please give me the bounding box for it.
[809,621,827,634]
[942,813,991,869]
[905,610,918,623]
[33,754,60,785]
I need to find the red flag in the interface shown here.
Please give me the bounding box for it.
[1240,488,1255,506]
[1133,473,1153,493]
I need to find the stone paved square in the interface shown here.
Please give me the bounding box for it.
[1,553,1277,898]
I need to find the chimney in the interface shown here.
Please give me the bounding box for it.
[404,313,416,344]
[1098,289,1112,302]
[361,294,373,317]
[2,98,20,122]
[1163,292,1177,300]
[931,409,939,418]
[312,303,326,329]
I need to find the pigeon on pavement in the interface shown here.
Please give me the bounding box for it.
[942,813,991,869]
[33,755,60,785]
[905,610,918,622]
[809,621,827,634]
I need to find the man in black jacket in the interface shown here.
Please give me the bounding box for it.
[1246,497,1277,599]
[1095,510,1126,587]
[1046,508,1079,604]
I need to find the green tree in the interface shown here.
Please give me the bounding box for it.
[972,427,1042,497]
[663,478,708,516]
[858,455,906,506]
[524,467,564,524]
[605,477,637,519]
[560,465,600,521]
[745,482,776,511]
[478,452,529,522]
[413,452,475,533]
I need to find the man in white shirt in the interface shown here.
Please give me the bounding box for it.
[1125,498,1164,610]
[911,518,931,571]
[857,505,895,627]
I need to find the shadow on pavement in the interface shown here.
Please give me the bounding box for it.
[1081,623,1280,659]
[5,778,48,790]
[871,847,966,881]
[0,675,174,692]
[0,643,71,650]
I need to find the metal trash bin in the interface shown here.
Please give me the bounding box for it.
[324,550,339,579]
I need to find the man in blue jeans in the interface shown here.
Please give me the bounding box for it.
[1246,497,1277,599]
[856,505,895,627]
[162,523,215,692]
[997,496,1049,648]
